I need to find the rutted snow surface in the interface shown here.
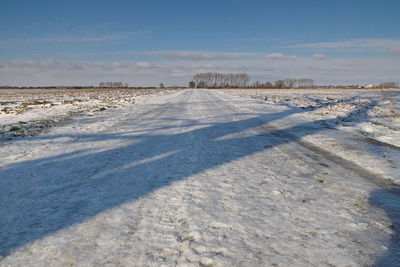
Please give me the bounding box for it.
[0,88,178,139]
[0,89,399,266]
[220,88,400,147]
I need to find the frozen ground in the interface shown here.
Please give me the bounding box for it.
[220,88,400,147]
[0,89,399,266]
[0,88,178,139]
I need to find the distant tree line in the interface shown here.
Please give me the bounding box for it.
[193,72,250,88]
[99,82,129,88]
[190,73,316,88]
[251,78,315,89]
[379,82,399,88]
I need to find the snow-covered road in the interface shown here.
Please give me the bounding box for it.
[1,89,399,266]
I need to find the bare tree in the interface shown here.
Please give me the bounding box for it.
[253,81,261,88]
[188,81,196,88]
[296,78,314,88]
[284,79,297,88]
[193,72,250,88]
[379,82,399,88]
[265,81,273,88]
[274,80,285,88]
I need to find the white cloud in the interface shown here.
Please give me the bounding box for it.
[31,31,145,43]
[390,47,400,53]
[136,61,153,68]
[1,56,399,86]
[307,65,350,72]
[312,53,327,60]
[6,59,83,70]
[0,58,276,86]
[265,53,297,60]
[145,51,252,60]
[285,38,400,52]
[0,31,147,46]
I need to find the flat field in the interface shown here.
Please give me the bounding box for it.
[0,88,179,138]
[0,88,399,266]
[221,88,400,147]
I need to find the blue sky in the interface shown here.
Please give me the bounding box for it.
[0,0,399,86]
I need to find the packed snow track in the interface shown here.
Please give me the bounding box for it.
[1,89,399,266]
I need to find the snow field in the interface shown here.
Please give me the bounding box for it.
[0,89,399,266]
[0,88,179,139]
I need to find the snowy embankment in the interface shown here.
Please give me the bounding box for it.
[0,88,179,139]
[220,88,400,147]
[219,88,400,187]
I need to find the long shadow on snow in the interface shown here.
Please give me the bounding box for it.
[369,188,400,266]
[0,105,306,255]
[0,95,393,262]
